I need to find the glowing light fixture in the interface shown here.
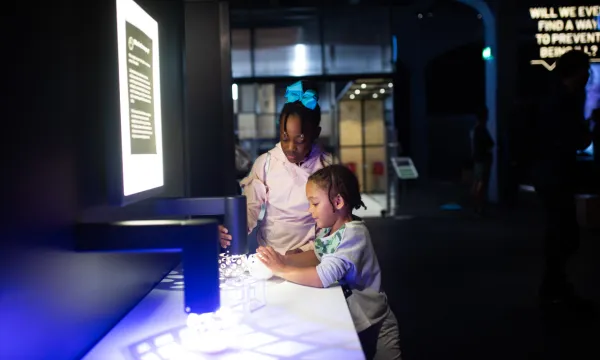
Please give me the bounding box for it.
[482,46,493,61]
[232,84,238,100]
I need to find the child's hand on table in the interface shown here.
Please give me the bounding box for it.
[258,246,322,287]
[257,246,287,275]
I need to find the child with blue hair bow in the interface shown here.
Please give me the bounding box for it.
[219,80,332,255]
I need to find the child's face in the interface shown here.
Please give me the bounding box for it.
[280,114,317,164]
[306,180,342,229]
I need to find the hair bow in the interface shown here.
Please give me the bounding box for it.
[284,81,318,110]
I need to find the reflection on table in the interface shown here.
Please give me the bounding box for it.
[83,265,364,360]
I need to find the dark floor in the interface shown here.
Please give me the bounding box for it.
[367,182,600,360]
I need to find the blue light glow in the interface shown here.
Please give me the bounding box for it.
[440,203,462,211]
[583,64,599,156]
[392,35,398,63]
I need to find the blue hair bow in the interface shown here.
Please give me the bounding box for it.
[284,81,318,110]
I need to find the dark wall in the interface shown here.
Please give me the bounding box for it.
[392,62,411,156]
[428,115,476,181]
[0,1,196,359]
[185,2,238,197]
[426,42,486,116]
[424,42,485,180]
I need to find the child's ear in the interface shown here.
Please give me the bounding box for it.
[334,194,345,210]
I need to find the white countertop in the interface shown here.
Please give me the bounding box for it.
[83,267,364,360]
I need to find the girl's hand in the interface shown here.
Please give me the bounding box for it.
[257,246,287,275]
[218,225,232,248]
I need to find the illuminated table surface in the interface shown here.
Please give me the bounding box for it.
[83,269,364,360]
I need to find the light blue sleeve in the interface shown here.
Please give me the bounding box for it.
[315,227,365,287]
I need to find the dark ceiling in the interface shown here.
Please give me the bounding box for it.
[229,0,600,15]
[229,0,600,40]
[229,0,476,28]
[228,0,414,8]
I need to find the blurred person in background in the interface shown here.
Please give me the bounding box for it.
[470,106,494,215]
[532,50,592,312]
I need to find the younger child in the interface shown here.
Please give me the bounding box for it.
[220,80,332,254]
[257,165,402,360]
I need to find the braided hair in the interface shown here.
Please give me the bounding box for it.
[280,80,321,137]
[308,164,366,212]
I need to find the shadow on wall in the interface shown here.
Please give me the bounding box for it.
[425,42,486,181]
[426,42,486,115]
[428,114,477,181]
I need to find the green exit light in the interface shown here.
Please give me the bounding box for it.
[482,47,493,60]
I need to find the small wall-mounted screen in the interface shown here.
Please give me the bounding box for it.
[116,0,164,199]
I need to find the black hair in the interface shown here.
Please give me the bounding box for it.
[308,164,366,212]
[281,80,321,137]
[556,50,589,79]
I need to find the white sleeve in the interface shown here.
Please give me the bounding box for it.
[315,227,365,287]
[240,154,268,232]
